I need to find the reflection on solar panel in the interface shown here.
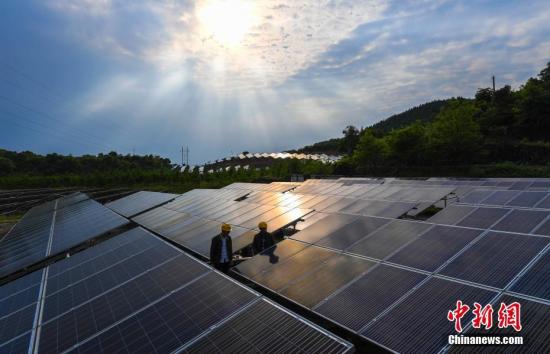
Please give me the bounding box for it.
[280,255,375,308]
[510,249,550,300]
[235,239,309,278]
[387,225,482,272]
[133,199,310,257]
[316,265,426,331]
[183,299,353,354]
[290,213,358,244]
[440,232,549,288]
[348,220,432,259]
[427,205,475,225]
[251,245,335,291]
[315,217,390,250]
[106,191,178,217]
[363,277,497,354]
[449,294,550,353]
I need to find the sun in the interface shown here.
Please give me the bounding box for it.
[197,0,258,47]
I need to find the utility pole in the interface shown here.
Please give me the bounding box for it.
[181,146,189,167]
[185,146,189,166]
[492,75,496,92]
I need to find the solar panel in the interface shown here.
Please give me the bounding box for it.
[280,254,376,308]
[481,190,520,206]
[508,180,533,190]
[315,216,390,250]
[262,208,312,232]
[290,214,358,244]
[294,212,329,231]
[510,249,550,300]
[354,200,417,218]
[183,299,352,354]
[387,225,482,272]
[38,239,212,352]
[363,277,497,354]
[322,198,358,213]
[347,220,432,259]
[491,209,549,234]
[0,332,31,354]
[65,272,258,354]
[316,265,426,332]
[505,191,548,208]
[0,269,43,348]
[427,205,475,225]
[533,218,550,236]
[236,206,292,229]
[449,294,550,353]
[0,211,53,278]
[535,194,550,209]
[456,207,509,229]
[528,180,550,190]
[235,239,309,278]
[251,245,336,291]
[105,191,177,217]
[45,227,160,295]
[439,232,549,288]
[459,190,495,204]
[50,199,129,255]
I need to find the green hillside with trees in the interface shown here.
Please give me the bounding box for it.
[335,62,550,176]
[291,99,451,155]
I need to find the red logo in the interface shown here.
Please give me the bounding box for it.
[497,302,522,332]
[448,301,522,332]
[447,300,470,333]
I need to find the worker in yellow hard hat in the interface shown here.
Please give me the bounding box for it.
[252,221,274,254]
[210,223,233,273]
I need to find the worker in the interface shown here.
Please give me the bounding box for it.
[210,223,233,273]
[252,221,274,254]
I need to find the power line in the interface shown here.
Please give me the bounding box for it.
[0,95,117,151]
[0,62,133,142]
[0,108,113,151]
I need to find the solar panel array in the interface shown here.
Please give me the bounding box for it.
[4,179,550,353]
[0,193,128,280]
[105,190,179,217]
[234,178,550,354]
[132,189,314,257]
[0,227,352,353]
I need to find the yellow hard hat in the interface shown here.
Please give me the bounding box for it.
[258,221,267,229]
[221,223,232,232]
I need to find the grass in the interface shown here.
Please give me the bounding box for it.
[0,213,23,224]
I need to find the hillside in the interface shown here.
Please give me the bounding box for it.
[292,99,451,154]
[370,99,451,134]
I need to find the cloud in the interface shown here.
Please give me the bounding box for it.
[36,0,550,161]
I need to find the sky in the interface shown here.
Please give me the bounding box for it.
[1,0,549,165]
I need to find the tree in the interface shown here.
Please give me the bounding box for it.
[0,157,15,176]
[387,122,427,166]
[513,63,550,140]
[352,130,389,172]
[340,125,360,155]
[426,100,482,163]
